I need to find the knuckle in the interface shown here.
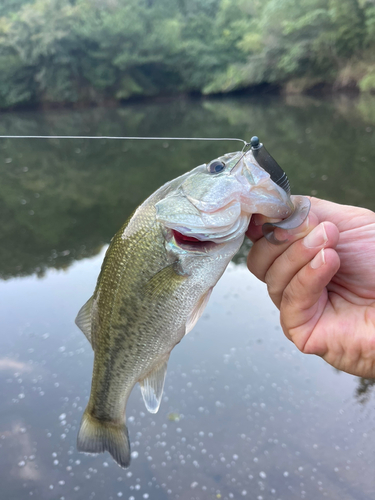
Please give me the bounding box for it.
[281,286,295,308]
[284,247,298,266]
[247,252,265,282]
[266,279,281,300]
[246,252,255,273]
[280,316,310,354]
[281,272,309,309]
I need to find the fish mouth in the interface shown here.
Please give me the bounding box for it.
[171,229,219,251]
[165,200,251,246]
[156,160,295,248]
[163,194,290,248]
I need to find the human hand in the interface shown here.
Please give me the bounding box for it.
[246,197,375,378]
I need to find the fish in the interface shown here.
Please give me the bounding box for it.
[75,144,309,468]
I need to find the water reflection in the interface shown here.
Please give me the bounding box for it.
[0,95,375,499]
[355,378,375,405]
[1,260,375,499]
[0,94,374,279]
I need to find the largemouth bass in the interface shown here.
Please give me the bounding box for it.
[75,143,308,468]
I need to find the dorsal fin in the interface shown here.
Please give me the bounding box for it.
[75,296,94,348]
[139,358,169,414]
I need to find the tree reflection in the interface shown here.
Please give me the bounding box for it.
[0,95,374,279]
[355,378,375,405]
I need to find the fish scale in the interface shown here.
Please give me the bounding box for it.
[75,150,309,468]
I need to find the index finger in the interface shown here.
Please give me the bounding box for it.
[246,215,267,242]
[247,212,319,283]
[247,195,310,243]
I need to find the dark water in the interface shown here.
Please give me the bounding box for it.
[0,94,375,500]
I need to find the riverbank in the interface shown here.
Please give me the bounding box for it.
[0,79,373,113]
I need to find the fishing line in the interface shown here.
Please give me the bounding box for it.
[228,141,252,174]
[0,134,252,173]
[0,135,247,145]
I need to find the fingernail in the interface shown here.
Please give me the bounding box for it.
[311,248,325,269]
[303,223,328,249]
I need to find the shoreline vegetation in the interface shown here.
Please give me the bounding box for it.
[0,0,375,111]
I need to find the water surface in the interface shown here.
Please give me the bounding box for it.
[0,95,375,500]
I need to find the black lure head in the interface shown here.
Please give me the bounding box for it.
[249,136,310,244]
[250,136,291,196]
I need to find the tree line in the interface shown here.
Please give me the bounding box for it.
[0,0,374,109]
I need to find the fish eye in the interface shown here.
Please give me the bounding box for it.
[207,160,225,174]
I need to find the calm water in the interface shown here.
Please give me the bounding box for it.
[0,94,375,500]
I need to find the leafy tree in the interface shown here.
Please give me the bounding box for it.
[328,0,365,56]
[0,0,33,16]
[0,0,373,108]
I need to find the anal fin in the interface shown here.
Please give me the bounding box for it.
[75,296,95,348]
[139,359,169,414]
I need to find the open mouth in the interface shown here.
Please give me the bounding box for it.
[172,230,217,250]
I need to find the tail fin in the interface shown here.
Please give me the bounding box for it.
[77,410,131,468]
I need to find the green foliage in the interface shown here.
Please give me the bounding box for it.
[0,0,373,107]
[0,0,33,16]
[328,0,365,56]
[359,69,375,92]
[364,3,375,44]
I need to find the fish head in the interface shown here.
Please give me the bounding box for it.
[155,148,294,251]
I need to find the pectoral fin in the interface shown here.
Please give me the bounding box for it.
[185,287,213,334]
[139,359,169,414]
[143,263,187,299]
